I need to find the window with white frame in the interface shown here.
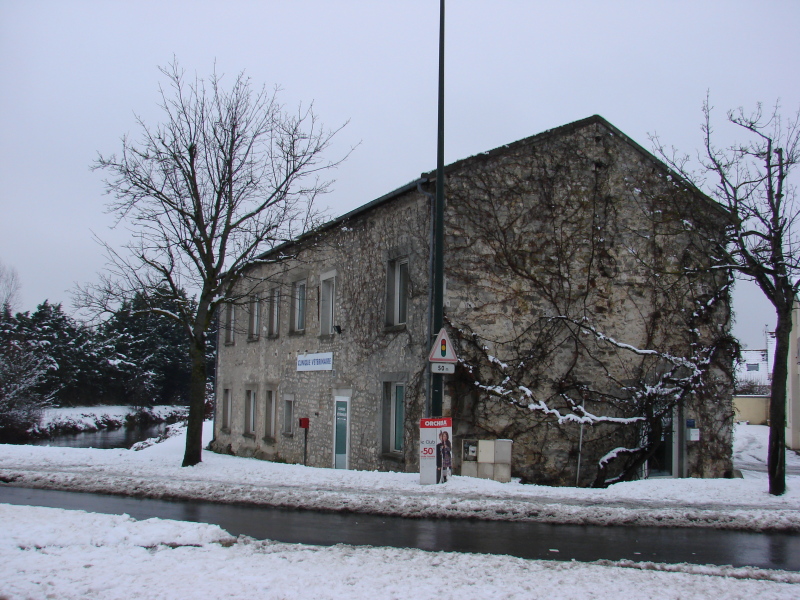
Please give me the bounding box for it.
[386,258,409,326]
[382,382,405,453]
[291,280,306,332]
[283,395,294,434]
[221,388,232,430]
[264,389,276,439]
[224,302,235,344]
[244,389,257,435]
[268,287,280,336]
[320,272,336,335]
[248,296,260,340]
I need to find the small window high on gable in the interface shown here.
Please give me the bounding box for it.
[386,258,409,327]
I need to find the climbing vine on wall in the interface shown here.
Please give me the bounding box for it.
[443,124,735,486]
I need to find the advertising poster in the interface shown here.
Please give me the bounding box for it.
[419,417,453,485]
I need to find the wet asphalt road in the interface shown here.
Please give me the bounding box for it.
[2,485,799,571]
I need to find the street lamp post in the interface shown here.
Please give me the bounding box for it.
[431,0,446,418]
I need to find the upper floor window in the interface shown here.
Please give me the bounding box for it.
[320,272,336,335]
[248,296,260,340]
[268,287,280,337]
[386,258,409,326]
[224,302,235,344]
[291,280,306,332]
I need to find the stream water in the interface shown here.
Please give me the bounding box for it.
[29,423,167,449]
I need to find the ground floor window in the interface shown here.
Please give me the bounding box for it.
[244,389,256,435]
[221,388,231,430]
[264,389,275,440]
[283,395,294,435]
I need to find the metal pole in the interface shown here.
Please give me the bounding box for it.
[431,0,445,418]
[576,400,585,486]
[303,427,308,466]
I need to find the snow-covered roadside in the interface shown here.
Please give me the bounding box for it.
[28,405,188,438]
[735,423,800,474]
[1,504,798,600]
[1,423,800,531]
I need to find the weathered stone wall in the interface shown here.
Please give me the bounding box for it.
[212,116,734,487]
[211,188,433,472]
[441,119,734,485]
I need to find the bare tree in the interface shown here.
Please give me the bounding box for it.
[653,99,800,495]
[81,61,346,466]
[0,259,21,313]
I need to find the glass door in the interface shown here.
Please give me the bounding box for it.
[334,397,349,469]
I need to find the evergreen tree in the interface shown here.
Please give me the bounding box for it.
[12,301,109,406]
[101,289,194,406]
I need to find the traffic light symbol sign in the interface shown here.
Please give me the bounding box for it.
[429,328,457,363]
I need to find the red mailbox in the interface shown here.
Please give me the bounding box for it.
[298,418,310,465]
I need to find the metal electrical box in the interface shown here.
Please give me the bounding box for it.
[477,439,495,463]
[494,439,512,464]
[461,439,478,478]
[462,439,478,461]
[460,438,513,482]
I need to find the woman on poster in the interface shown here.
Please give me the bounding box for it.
[436,430,452,483]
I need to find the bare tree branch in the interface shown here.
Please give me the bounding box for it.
[77,59,349,466]
[652,96,800,495]
[0,259,21,313]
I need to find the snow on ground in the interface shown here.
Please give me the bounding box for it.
[1,503,799,600]
[734,423,800,475]
[1,422,800,532]
[2,422,800,597]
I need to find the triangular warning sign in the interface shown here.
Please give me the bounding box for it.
[429,328,458,363]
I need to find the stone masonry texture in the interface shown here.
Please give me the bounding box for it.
[211,116,734,487]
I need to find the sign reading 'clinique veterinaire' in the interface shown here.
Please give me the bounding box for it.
[296,352,333,371]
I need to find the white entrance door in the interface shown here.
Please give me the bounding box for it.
[334,396,349,469]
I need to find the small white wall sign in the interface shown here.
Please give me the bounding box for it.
[296,352,333,371]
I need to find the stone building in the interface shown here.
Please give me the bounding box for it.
[210,115,735,486]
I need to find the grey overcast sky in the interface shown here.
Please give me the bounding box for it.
[1,0,797,349]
